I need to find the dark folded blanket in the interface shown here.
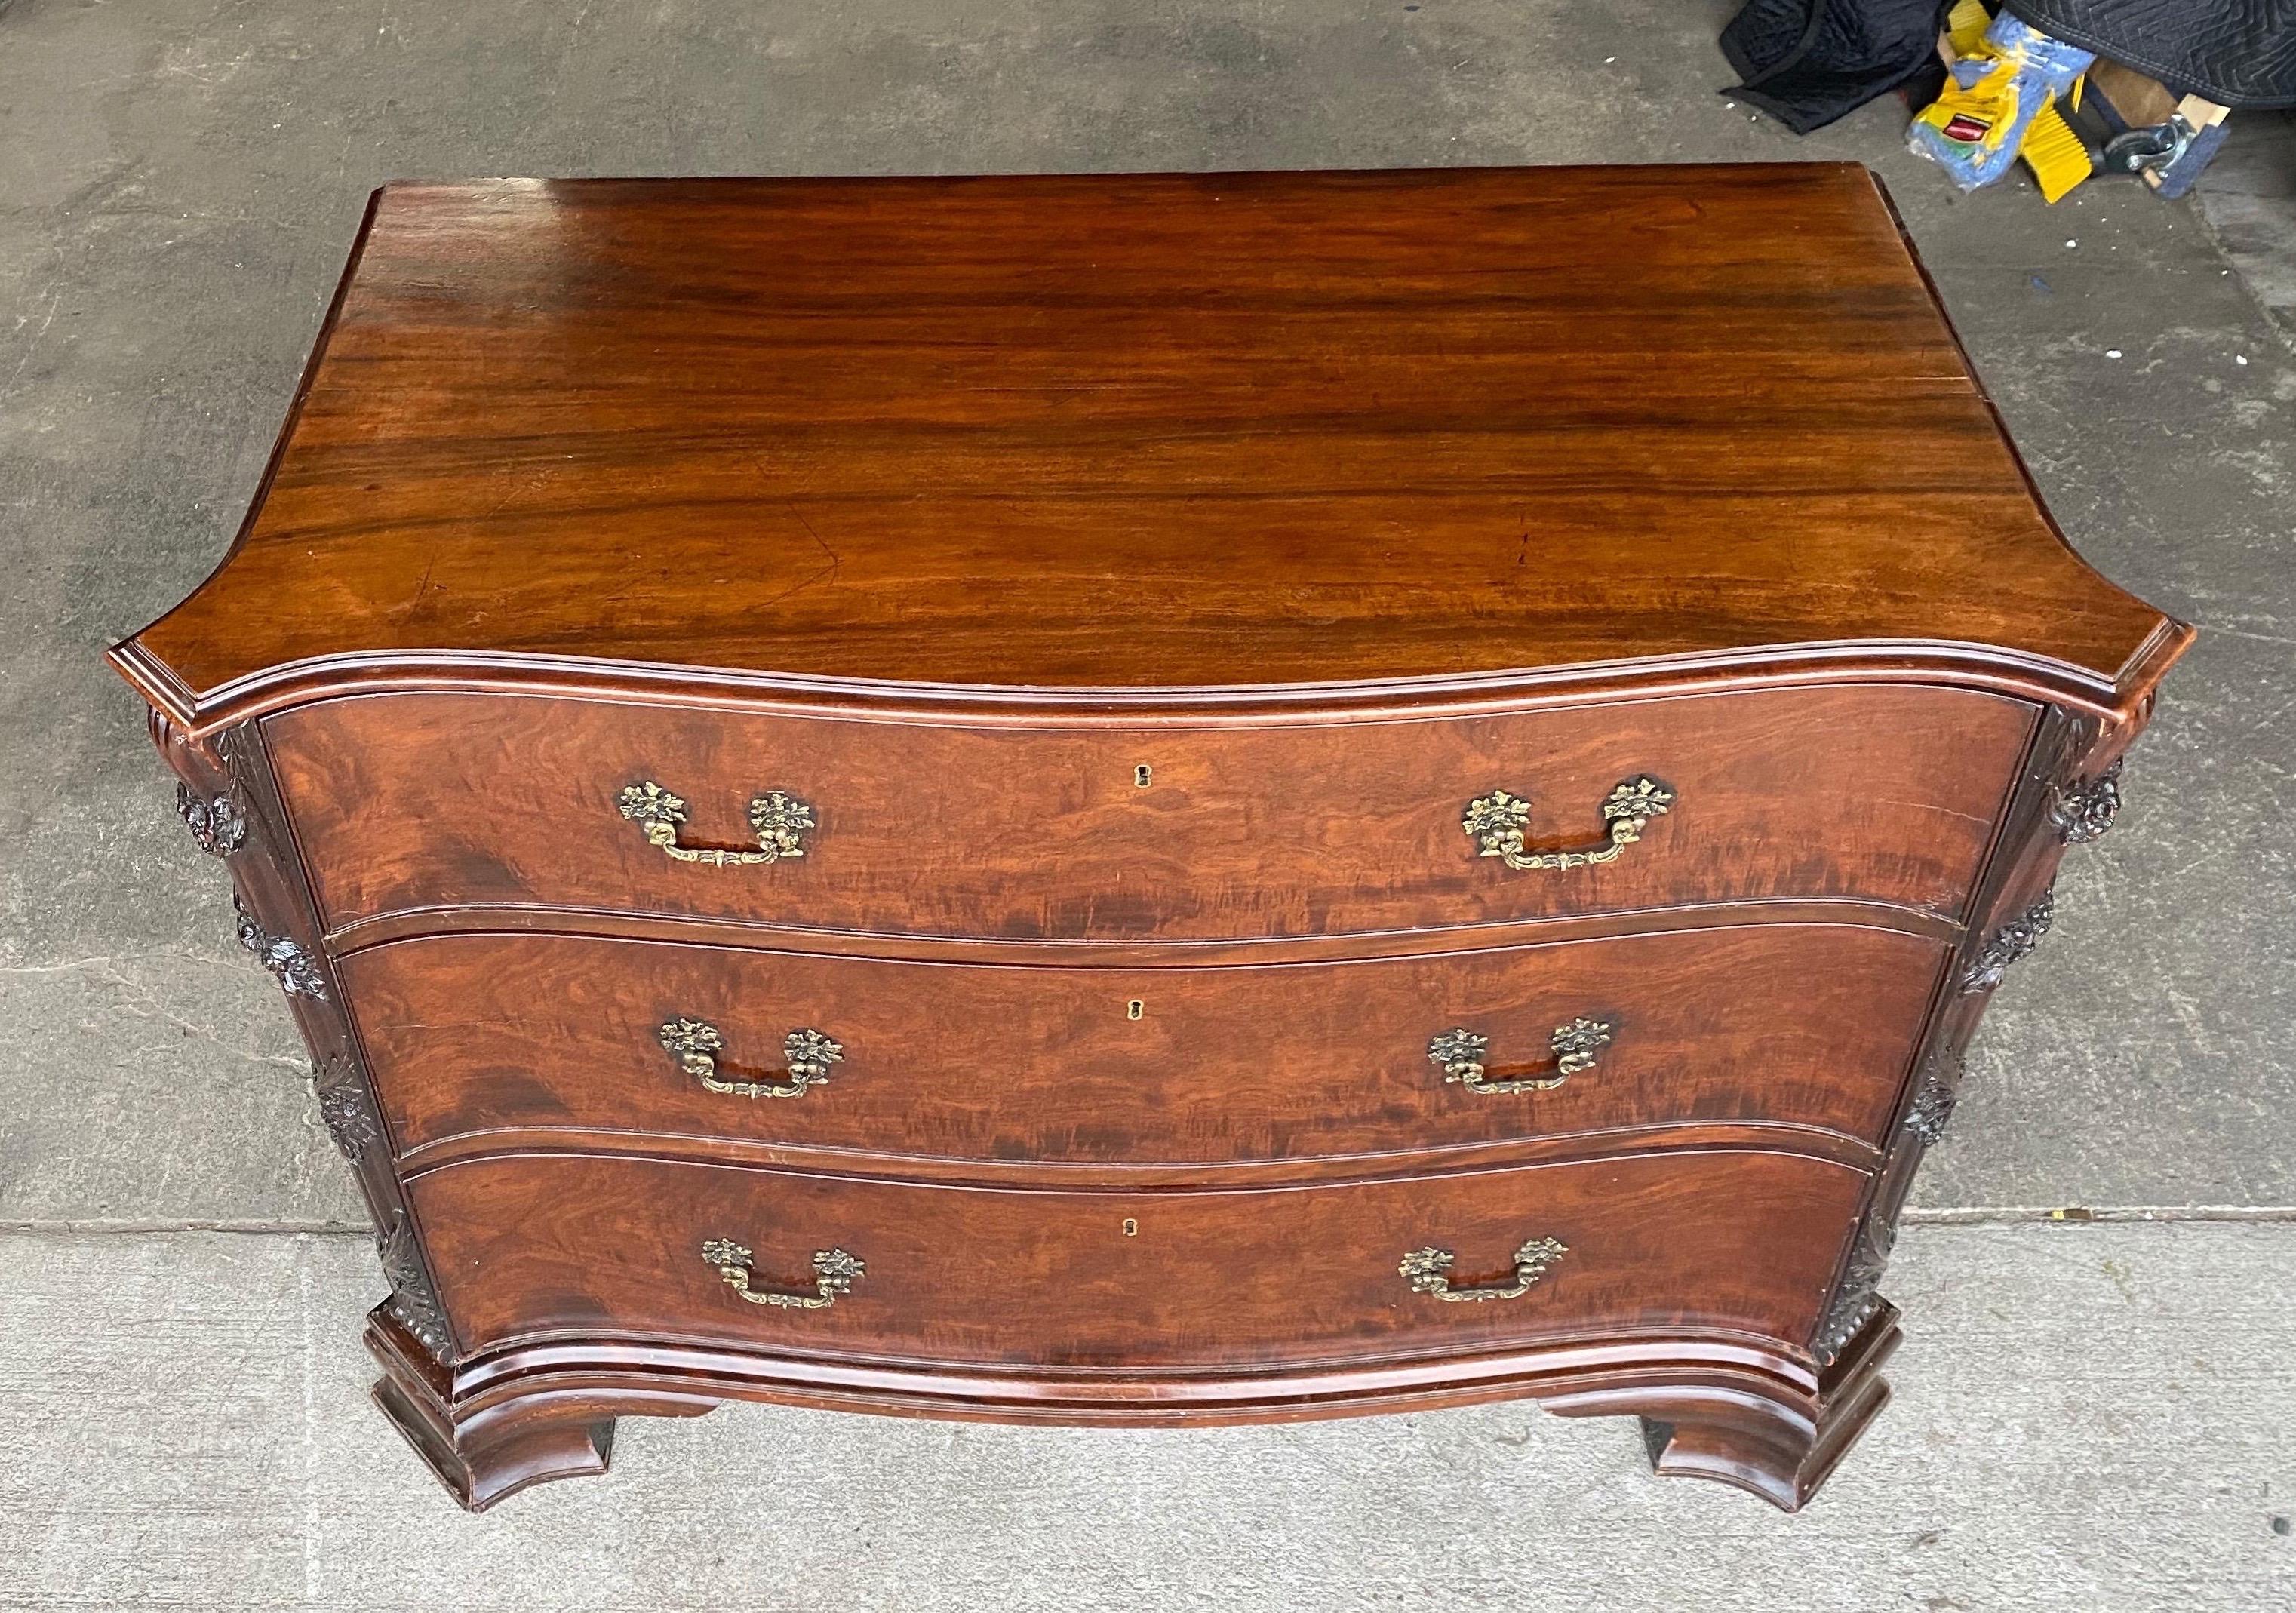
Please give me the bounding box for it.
[2006,1,2296,108]
[1724,0,2296,135]
[1720,0,1952,133]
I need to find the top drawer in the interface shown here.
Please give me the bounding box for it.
[266,684,2032,943]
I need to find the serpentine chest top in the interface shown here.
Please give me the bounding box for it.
[112,165,2190,1513]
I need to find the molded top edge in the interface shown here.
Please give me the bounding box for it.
[111,627,2192,740]
[114,165,2189,726]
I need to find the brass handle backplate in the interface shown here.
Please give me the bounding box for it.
[1400,1237,1569,1302]
[701,1237,863,1309]
[1428,1018,1614,1094]
[660,1018,842,1099]
[618,780,814,865]
[1463,776,1674,871]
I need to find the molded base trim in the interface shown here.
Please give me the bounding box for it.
[373,1368,617,1513]
[366,1307,707,1513]
[363,1302,1898,1514]
[1631,1303,1899,1511]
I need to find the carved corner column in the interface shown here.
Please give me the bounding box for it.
[154,711,671,1507]
[1535,706,2141,1515]
[1811,707,2142,1366]
[149,713,454,1362]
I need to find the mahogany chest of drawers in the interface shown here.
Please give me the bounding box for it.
[111,165,2190,1513]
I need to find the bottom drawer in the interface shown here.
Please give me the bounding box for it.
[410,1151,1864,1369]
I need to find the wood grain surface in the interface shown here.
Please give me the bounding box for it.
[99,165,2198,1513]
[406,1148,1865,1366]
[117,166,2182,713]
[346,922,1941,1169]
[266,682,2033,940]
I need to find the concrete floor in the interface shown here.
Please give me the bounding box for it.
[6,1224,2292,1611]
[2198,111,2296,337]
[0,0,2290,1606]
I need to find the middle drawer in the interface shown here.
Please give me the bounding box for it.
[344,922,1941,1168]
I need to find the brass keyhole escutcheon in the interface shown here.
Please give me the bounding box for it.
[1123,1218,1139,1237]
[1134,764,1152,788]
[1126,999,1145,1020]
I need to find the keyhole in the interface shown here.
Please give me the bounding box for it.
[1123,1218,1139,1237]
[1133,764,1152,788]
[1126,1000,1144,1020]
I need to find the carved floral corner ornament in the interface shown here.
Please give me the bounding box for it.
[175,781,247,858]
[2048,757,2124,845]
[1815,759,2119,1370]
[233,896,329,1000]
[1815,1215,1892,1368]
[1818,1046,1967,1366]
[1958,889,2055,994]
[313,1054,382,1163]
[1903,1050,1964,1148]
[377,1213,453,1361]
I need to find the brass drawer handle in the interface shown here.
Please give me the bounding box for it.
[618,780,814,865]
[1400,1236,1569,1302]
[659,1018,842,1099]
[1463,776,1674,871]
[1427,1018,1614,1094]
[701,1238,863,1310]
